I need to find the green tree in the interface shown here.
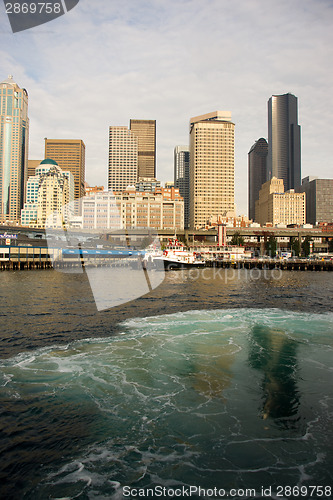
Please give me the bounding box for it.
[291,238,301,257]
[230,231,245,246]
[302,235,313,257]
[265,236,277,257]
[177,233,187,245]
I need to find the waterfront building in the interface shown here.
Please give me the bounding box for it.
[108,126,138,192]
[82,187,184,230]
[268,93,301,191]
[255,177,305,226]
[297,176,333,224]
[0,75,29,223]
[21,159,74,227]
[189,111,235,229]
[44,138,85,213]
[129,119,156,179]
[248,138,268,221]
[174,145,190,228]
[135,177,161,192]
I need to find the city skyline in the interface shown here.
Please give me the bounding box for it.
[1,0,333,216]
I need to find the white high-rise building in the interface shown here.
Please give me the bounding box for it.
[0,75,29,223]
[21,159,74,228]
[189,111,235,229]
[108,126,138,191]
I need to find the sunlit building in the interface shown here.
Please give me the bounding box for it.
[0,75,29,223]
[189,111,235,229]
[44,138,85,213]
[82,187,184,230]
[27,159,41,179]
[21,159,74,227]
[135,178,161,192]
[130,119,156,179]
[108,126,138,191]
[255,177,305,226]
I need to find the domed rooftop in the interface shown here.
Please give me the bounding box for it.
[40,159,58,166]
[1,75,16,85]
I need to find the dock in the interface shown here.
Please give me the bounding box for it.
[0,244,332,272]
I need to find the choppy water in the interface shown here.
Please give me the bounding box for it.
[0,270,332,499]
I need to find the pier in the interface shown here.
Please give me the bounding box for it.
[0,244,332,271]
[203,258,333,272]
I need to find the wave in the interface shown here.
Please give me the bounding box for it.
[1,308,332,499]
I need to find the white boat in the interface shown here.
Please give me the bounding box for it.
[162,245,205,270]
[143,238,251,270]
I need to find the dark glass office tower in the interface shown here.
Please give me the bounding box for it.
[174,145,190,228]
[248,138,268,221]
[268,93,301,191]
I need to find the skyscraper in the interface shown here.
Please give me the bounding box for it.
[248,138,268,221]
[108,126,138,191]
[129,119,156,179]
[189,111,235,229]
[21,159,74,228]
[27,159,42,179]
[297,177,333,224]
[37,161,74,228]
[44,139,85,207]
[0,75,29,223]
[174,145,190,228]
[268,93,301,191]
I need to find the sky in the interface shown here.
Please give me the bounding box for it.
[1,0,333,216]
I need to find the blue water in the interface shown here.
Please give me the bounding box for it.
[1,306,332,499]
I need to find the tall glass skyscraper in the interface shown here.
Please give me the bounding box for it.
[248,138,268,221]
[0,75,29,223]
[268,93,301,191]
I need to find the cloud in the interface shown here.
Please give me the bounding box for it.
[1,0,333,214]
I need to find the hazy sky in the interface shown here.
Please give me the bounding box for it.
[1,0,332,215]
